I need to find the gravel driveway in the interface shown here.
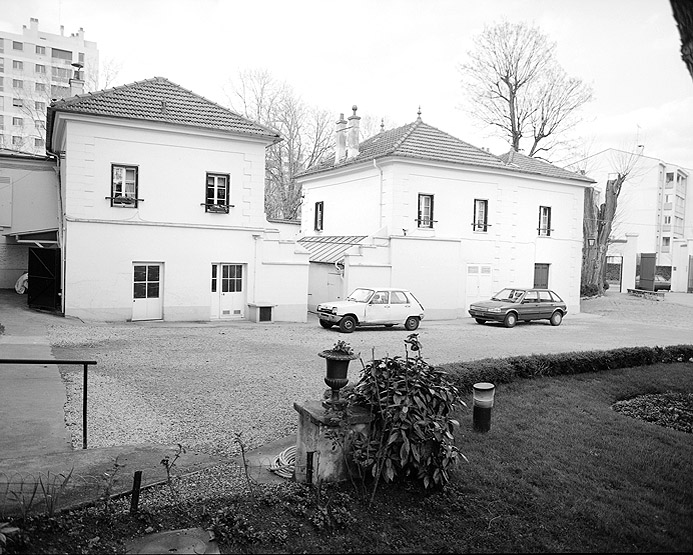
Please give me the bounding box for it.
[49,291,693,459]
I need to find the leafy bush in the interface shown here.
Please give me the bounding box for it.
[441,344,693,392]
[347,335,464,490]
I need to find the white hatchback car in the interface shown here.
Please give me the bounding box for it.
[317,287,425,333]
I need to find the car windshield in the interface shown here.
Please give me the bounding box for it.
[346,288,374,302]
[491,288,525,303]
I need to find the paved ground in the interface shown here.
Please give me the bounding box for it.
[0,288,691,514]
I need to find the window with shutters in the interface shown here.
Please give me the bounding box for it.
[538,206,552,236]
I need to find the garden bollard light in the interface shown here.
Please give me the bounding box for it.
[472,382,495,433]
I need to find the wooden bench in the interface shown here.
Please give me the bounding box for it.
[627,288,665,300]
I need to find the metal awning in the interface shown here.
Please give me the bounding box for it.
[297,235,367,263]
[4,229,59,248]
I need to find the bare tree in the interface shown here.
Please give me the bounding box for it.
[579,149,643,295]
[85,56,122,92]
[671,0,693,80]
[224,69,333,219]
[459,21,593,158]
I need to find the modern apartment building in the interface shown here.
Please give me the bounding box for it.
[0,17,98,154]
[570,148,691,267]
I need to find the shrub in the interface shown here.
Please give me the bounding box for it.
[441,344,693,392]
[580,283,600,297]
[347,335,464,490]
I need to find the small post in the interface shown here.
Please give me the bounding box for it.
[82,363,88,449]
[130,470,143,515]
[472,382,496,433]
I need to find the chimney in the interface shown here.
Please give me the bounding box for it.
[60,25,64,36]
[346,105,360,159]
[69,62,84,96]
[30,18,39,32]
[334,113,347,164]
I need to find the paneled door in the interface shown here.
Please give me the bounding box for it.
[210,263,245,319]
[132,263,163,321]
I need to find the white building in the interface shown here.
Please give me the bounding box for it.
[296,109,594,318]
[2,76,311,322]
[0,17,98,154]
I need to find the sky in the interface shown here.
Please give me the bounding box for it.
[2,0,691,169]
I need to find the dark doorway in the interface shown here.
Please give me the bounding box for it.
[534,263,549,288]
[688,256,693,293]
[28,248,61,312]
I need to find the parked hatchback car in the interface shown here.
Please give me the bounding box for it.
[317,287,425,333]
[468,288,567,328]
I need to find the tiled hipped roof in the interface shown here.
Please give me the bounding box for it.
[299,118,593,184]
[498,150,594,183]
[46,77,280,149]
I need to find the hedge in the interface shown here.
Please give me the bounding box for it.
[440,344,693,392]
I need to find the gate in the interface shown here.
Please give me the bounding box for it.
[638,253,656,291]
[28,248,61,312]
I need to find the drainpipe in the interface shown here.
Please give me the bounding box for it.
[46,145,66,314]
[373,159,383,229]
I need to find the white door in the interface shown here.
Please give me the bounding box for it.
[210,263,245,319]
[132,263,163,321]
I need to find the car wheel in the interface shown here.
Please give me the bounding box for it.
[319,320,333,329]
[339,315,356,333]
[404,316,420,331]
[550,311,563,326]
[475,318,486,325]
[503,312,517,328]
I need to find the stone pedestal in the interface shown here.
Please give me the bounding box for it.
[293,401,372,484]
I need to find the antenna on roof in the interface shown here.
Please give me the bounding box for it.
[380,118,385,133]
[416,106,422,121]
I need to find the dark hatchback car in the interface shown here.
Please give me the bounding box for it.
[468,288,567,328]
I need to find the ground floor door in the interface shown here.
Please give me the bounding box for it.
[28,247,61,312]
[688,256,693,293]
[533,263,550,289]
[210,263,245,319]
[132,263,163,321]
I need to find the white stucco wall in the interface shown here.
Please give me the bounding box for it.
[54,114,309,321]
[300,158,586,317]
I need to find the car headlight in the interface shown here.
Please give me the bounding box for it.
[488,307,502,313]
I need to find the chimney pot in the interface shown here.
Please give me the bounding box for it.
[334,113,347,164]
[346,106,361,159]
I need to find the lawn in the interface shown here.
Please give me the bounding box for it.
[4,361,692,553]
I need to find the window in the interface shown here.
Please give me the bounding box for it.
[12,41,23,51]
[12,79,22,89]
[0,39,3,52]
[35,82,45,92]
[12,98,22,107]
[473,199,488,231]
[0,76,3,92]
[314,201,324,231]
[663,216,671,225]
[12,136,21,146]
[221,264,242,292]
[35,101,45,112]
[78,52,85,64]
[51,48,72,61]
[36,45,45,55]
[34,138,44,148]
[390,291,409,304]
[662,237,671,252]
[52,66,71,80]
[12,60,23,70]
[12,117,22,126]
[417,194,434,228]
[538,206,552,236]
[666,172,674,183]
[205,173,230,213]
[538,291,553,302]
[0,58,4,73]
[35,64,45,74]
[111,164,138,207]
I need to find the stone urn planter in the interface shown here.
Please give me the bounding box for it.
[319,341,358,409]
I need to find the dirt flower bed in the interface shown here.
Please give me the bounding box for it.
[612,392,693,433]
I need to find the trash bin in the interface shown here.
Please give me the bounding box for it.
[472,382,495,433]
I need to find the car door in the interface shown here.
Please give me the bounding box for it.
[364,290,391,323]
[538,290,555,318]
[389,290,413,322]
[517,290,540,320]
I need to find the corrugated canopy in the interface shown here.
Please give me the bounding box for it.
[297,235,367,263]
